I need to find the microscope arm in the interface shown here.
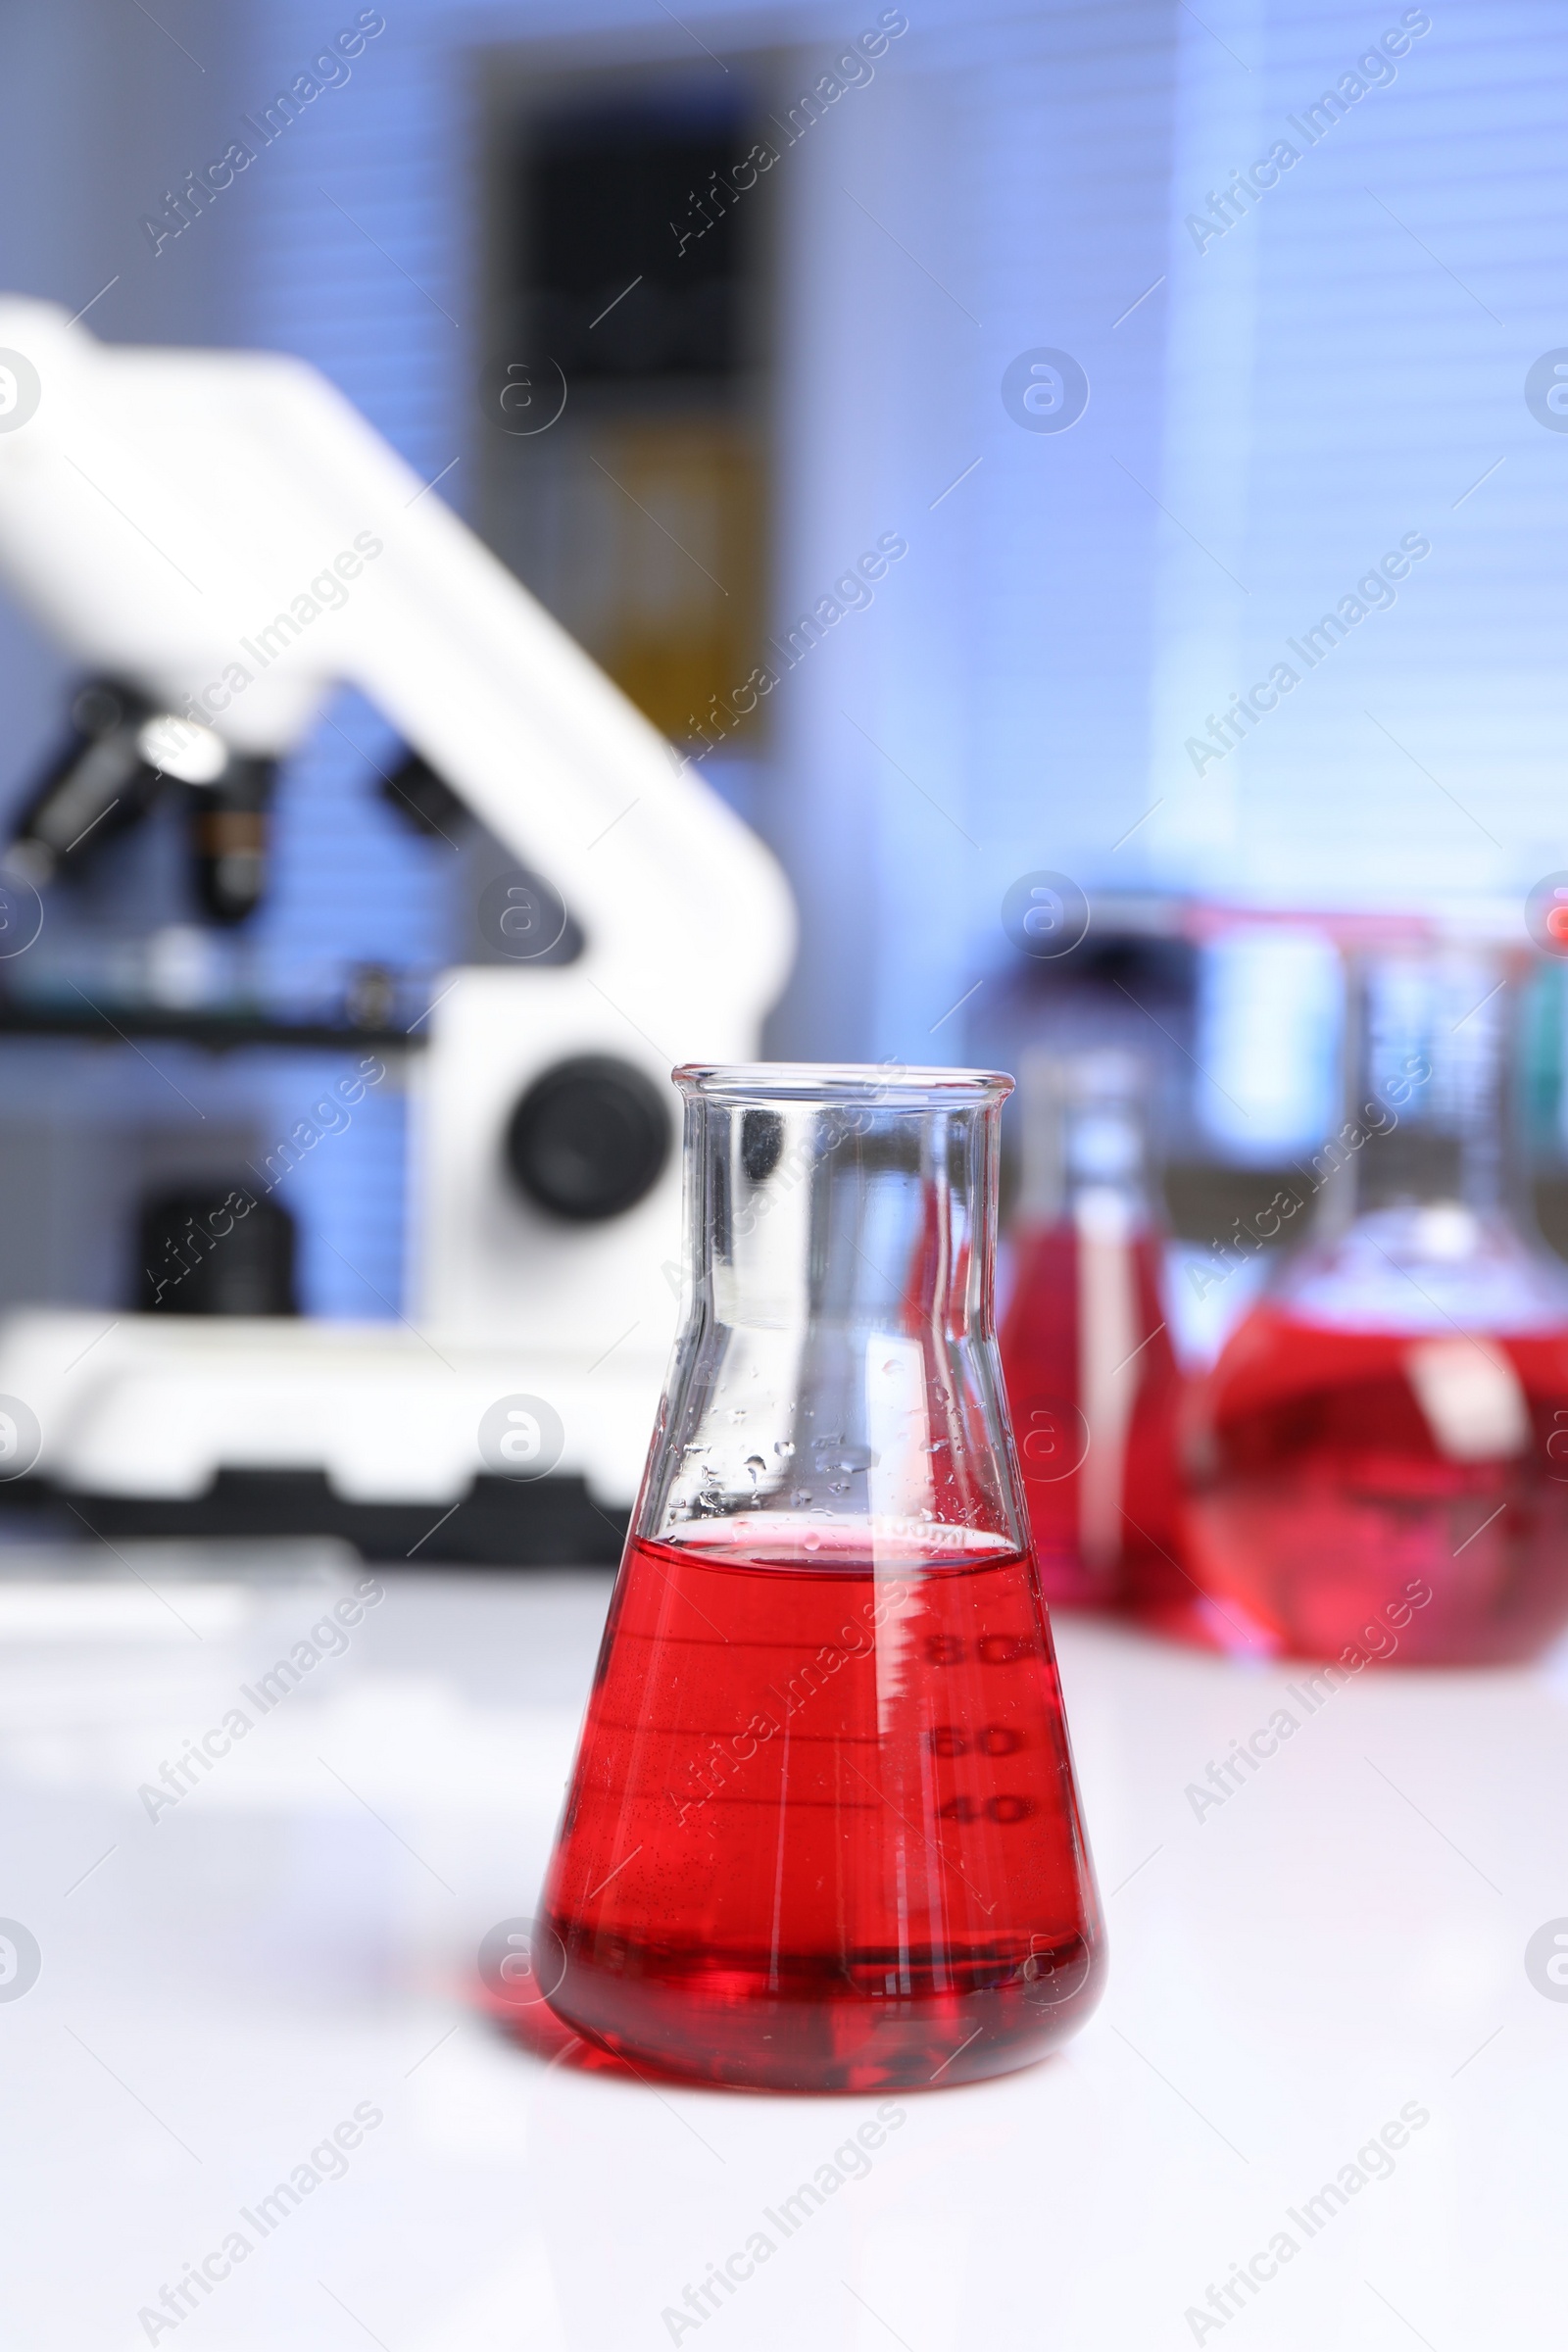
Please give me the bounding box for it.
[0,298,794,1023]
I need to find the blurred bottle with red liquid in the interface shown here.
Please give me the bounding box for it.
[1173,941,1568,1665]
[539,1064,1105,2091]
[1000,1051,1182,1610]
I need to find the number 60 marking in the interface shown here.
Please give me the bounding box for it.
[927,1724,1021,1757]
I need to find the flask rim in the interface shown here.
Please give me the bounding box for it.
[673,1061,1013,1106]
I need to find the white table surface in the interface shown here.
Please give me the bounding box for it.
[2,1546,1564,2350]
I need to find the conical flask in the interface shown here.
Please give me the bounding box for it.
[1000,1051,1182,1609]
[1179,944,1568,1664]
[540,1064,1105,2091]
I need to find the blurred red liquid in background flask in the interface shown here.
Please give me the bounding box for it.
[1177,944,1568,1665]
[540,1064,1104,2091]
[1000,1052,1182,1609]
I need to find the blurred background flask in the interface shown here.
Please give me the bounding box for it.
[1000,1052,1182,1610]
[540,1064,1104,2091]
[1179,943,1568,1664]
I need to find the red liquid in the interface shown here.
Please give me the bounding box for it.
[1175,1303,1568,1663]
[1001,1221,1182,1610]
[540,1522,1104,2091]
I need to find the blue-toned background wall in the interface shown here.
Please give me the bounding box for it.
[0,0,1561,1309]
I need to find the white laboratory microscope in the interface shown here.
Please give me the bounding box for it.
[0,301,795,1556]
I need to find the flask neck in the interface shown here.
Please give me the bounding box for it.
[689,1088,1004,1341]
[1324,950,1522,1233]
[647,1066,1025,1549]
[1016,1051,1155,1233]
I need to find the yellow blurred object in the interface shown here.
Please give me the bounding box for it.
[593,417,765,744]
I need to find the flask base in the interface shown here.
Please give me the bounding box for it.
[539,1925,1102,2092]
[1168,1477,1568,1666]
[1173,1302,1568,1665]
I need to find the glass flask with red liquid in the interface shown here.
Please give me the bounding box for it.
[539,1064,1105,2091]
[1177,943,1568,1665]
[1000,1052,1182,1610]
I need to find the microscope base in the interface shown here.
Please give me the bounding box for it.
[0,1469,626,1566]
[0,1309,660,1565]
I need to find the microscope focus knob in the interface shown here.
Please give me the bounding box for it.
[504,1055,672,1222]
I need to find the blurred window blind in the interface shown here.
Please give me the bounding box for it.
[913,0,1566,920]
[237,10,463,1316]
[1134,0,1568,900]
